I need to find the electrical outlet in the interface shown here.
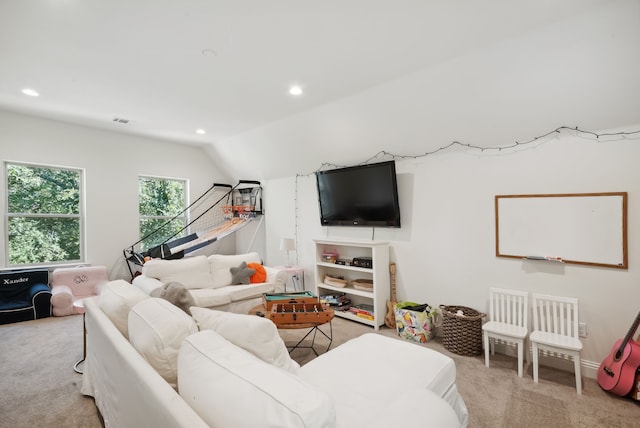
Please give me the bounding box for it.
[578,322,588,338]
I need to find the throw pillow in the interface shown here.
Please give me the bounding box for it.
[150,281,196,315]
[98,279,149,339]
[208,252,262,288]
[141,255,211,289]
[128,298,198,389]
[247,262,267,283]
[178,330,334,428]
[229,261,255,285]
[190,306,300,374]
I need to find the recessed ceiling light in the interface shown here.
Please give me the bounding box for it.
[22,88,39,97]
[289,85,303,96]
[196,129,206,135]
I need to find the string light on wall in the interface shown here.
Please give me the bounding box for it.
[313,126,640,172]
[292,125,640,241]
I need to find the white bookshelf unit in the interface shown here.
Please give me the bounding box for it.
[314,239,390,330]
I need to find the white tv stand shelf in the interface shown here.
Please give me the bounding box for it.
[314,239,390,330]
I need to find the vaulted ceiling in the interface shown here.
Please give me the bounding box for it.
[0,0,608,149]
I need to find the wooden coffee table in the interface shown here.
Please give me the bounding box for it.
[249,304,334,356]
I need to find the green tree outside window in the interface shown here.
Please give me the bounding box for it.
[5,163,83,266]
[138,176,187,251]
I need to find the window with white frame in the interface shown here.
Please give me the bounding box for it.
[138,175,188,252]
[5,161,84,266]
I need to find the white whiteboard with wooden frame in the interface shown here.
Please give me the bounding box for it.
[495,192,628,269]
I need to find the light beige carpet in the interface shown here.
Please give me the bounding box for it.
[0,315,103,427]
[1,314,639,427]
[280,319,640,428]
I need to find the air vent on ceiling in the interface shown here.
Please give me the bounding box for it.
[112,117,130,124]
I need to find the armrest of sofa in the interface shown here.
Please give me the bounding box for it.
[51,285,74,316]
[27,282,50,300]
[132,275,164,295]
[263,266,288,293]
[30,283,52,318]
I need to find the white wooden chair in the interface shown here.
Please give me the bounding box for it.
[530,293,583,394]
[482,287,528,377]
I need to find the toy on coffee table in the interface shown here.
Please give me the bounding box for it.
[262,291,319,310]
[261,292,333,327]
[269,302,333,325]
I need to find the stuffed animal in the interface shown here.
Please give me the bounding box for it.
[150,281,196,315]
[247,262,267,283]
[230,261,256,285]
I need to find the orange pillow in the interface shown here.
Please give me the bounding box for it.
[247,263,267,283]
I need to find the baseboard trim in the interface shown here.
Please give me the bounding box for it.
[492,341,600,379]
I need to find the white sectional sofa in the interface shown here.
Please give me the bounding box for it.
[132,252,287,314]
[81,280,469,428]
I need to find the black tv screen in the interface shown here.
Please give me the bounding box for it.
[316,160,401,228]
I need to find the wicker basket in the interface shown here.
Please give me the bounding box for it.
[352,278,373,291]
[439,305,485,356]
[324,274,347,288]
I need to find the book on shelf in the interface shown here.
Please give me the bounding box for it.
[320,293,347,299]
[350,303,373,312]
[326,300,351,308]
[355,312,374,321]
[349,309,373,318]
[320,292,347,300]
[320,293,351,307]
[349,304,374,317]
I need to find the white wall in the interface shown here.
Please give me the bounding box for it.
[226,1,640,375]
[0,110,233,278]
[264,127,640,377]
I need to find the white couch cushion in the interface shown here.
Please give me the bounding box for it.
[208,252,262,288]
[187,288,232,308]
[226,282,275,302]
[300,334,462,427]
[190,306,299,373]
[364,389,460,428]
[178,330,335,428]
[132,274,164,295]
[128,298,198,388]
[300,333,457,406]
[142,255,212,290]
[98,279,149,338]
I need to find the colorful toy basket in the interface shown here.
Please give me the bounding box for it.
[394,302,437,344]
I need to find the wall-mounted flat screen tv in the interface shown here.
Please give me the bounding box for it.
[316,160,401,228]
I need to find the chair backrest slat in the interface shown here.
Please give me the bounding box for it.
[532,293,579,338]
[489,287,528,329]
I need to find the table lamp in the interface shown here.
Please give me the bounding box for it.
[280,238,295,267]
